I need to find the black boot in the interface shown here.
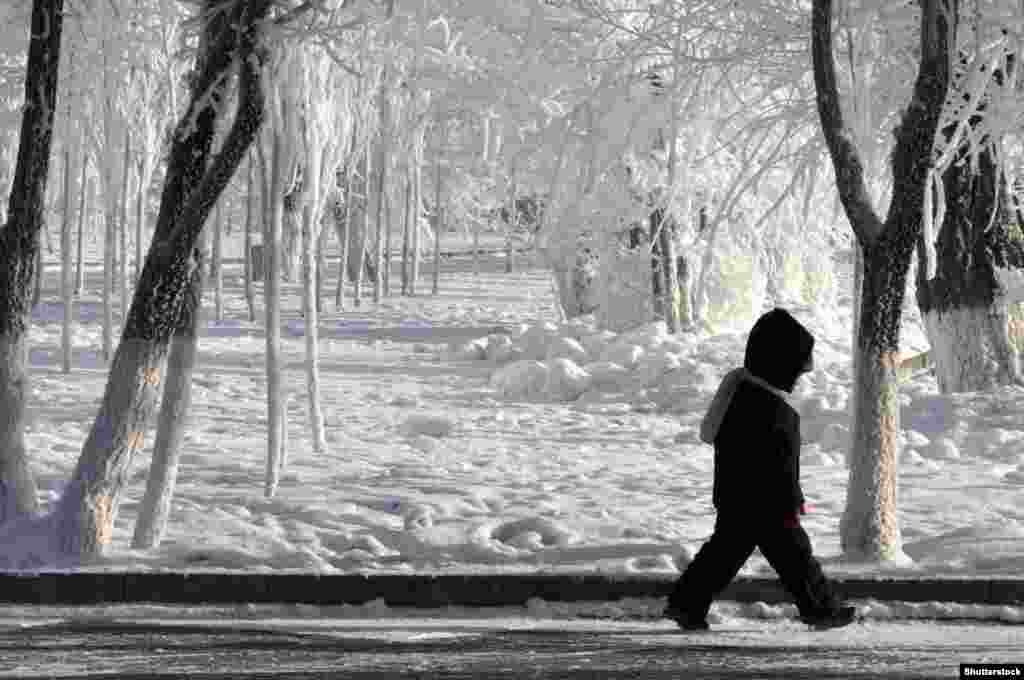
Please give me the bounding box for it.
[800,605,857,629]
[663,606,710,631]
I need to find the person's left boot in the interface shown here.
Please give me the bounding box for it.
[663,606,710,631]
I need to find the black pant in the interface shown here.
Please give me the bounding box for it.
[668,514,840,619]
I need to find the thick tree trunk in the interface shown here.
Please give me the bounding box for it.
[265,129,285,498]
[0,337,40,524]
[51,0,271,559]
[0,0,64,526]
[131,248,204,550]
[916,145,1024,392]
[61,148,74,374]
[840,250,911,563]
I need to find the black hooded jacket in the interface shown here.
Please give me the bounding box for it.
[711,308,814,520]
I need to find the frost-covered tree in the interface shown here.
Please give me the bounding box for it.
[909,3,1024,392]
[0,0,274,562]
[813,0,952,562]
[0,0,63,527]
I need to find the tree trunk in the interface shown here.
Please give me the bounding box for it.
[135,156,150,285]
[212,202,223,322]
[401,173,411,295]
[316,209,330,315]
[51,0,272,559]
[383,182,392,298]
[282,177,301,282]
[335,174,352,310]
[32,248,43,309]
[657,211,681,333]
[101,47,118,364]
[840,249,910,562]
[355,146,371,308]
[432,117,444,296]
[301,175,326,453]
[131,247,204,550]
[915,135,1024,392]
[813,0,951,562]
[119,129,131,330]
[61,148,74,374]
[0,0,64,526]
[505,180,516,275]
[265,128,285,498]
[410,159,421,296]
[244,154,257,322]
[74,162,88,297]
[373,76,389,305]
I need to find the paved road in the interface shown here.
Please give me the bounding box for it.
[0,617,1020,679]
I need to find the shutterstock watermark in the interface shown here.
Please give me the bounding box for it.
[961,664,1024,678]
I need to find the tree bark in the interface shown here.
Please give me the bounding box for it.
[335,171,352,310]
[282,170,301,282]
[373,81,389,305]
[409,152,421,296]
[244,154,257,322]
[212,202,223,322]
[401,172,411,295]
[657,210,681,333]
[135,156,151,286]
[0,0,64,526]
[61,148,74,374]
[813,0,951,562]
[131,246,204,549]
[74,163,88,297]
[52,0,272,559]
[265,128,285,498]
[301,166,327,453]
[355,145,371,308]
[101,49,117,364]
[432,115,444,296]
[32,248,43,309]
[915,123,1024,392]
[119,129,131,330]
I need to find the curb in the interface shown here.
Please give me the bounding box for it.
[0,574,1019,607]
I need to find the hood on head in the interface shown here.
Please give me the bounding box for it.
[743,308,814,393]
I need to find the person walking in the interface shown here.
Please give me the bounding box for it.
[665,308,856,631]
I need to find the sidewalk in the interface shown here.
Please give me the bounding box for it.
[0,573,1019,607]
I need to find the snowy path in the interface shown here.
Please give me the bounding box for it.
[0,616,1019,678]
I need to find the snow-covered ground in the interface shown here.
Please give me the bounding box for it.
[12,237,1024,585]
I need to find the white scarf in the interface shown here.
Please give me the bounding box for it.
[699,367,791,445]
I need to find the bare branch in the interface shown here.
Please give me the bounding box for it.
[811,0,884,246]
